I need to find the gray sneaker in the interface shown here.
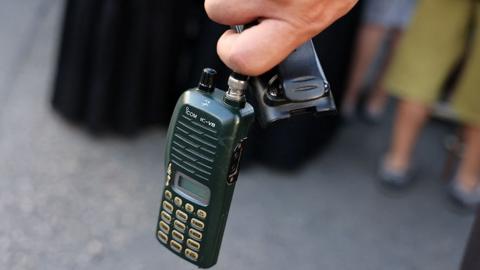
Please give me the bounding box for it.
[448,180,480,209]
[363,106,385,125]
[378,157,413,189]
[341,102,356,122]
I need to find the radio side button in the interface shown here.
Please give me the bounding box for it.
[227,139,247,185]
[167,163,172,175]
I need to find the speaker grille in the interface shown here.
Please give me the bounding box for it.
[170,115,218,181]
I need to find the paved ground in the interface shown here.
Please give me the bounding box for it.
[0,1,475,270]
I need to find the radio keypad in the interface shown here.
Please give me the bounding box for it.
[187,239,200,251]
[172,230,185,243]
[185,249,199,262]
[157,231,168,244]
[159,189,209,262]
[174,220,186,232]
[197,209,207,220]
[162,201,174,214]
[174,197,183,207]
[164,190,173,200]
[161,211,172,224]
[191,218,205,231]
[185,203,194,213]
[176,210,188,223]
[189,228,203,241]
[159,221,170,234]
[170,240,183,253]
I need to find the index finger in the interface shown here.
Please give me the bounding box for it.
[217,19,309,75]
[204,0,265,26]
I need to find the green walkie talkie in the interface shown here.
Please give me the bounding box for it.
[155,68,255,268]
[156,23,335,268]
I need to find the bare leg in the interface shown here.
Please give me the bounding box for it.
[385,100,430,172]
[457,125,480,190]
[342,24,388,115]
[367,29,404,116]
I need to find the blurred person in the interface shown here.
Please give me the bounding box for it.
[342,0,417,122]
[379,0,480,209]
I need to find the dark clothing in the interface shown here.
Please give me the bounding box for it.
[461,211,480,270]
[52,0,224,134]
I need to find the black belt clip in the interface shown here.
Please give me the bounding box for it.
[249,40,336,127]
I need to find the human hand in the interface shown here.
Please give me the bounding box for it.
[205,0,358,76]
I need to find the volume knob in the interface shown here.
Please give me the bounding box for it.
[198,68,217,92]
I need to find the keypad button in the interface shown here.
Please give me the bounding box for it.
[170,240,183,253]
[161,211,172,224]
[176,210,188,223]
[185,249,199,262]
[174,197,183,207]
[164,190,173,200]
[172,230,185,243]
[197,209,207,220]
[159,221,170,234]
[185,203,194,213]
[191,218,205,231]
[174,220,186,232]
[187,239,200,251]
[157,230,168,244]
[162,201,174,214]
[188,228,203,241]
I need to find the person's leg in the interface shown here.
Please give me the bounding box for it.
[448,2,480,203]
[366,28,404,118]
[384,100,429,173]
[342,24,387,116]
[456,126,480,191]
[379,0,471,186]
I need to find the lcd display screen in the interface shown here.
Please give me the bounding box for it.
[173,173,211,206]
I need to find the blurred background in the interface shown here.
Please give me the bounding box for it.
[0,0,479,269]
